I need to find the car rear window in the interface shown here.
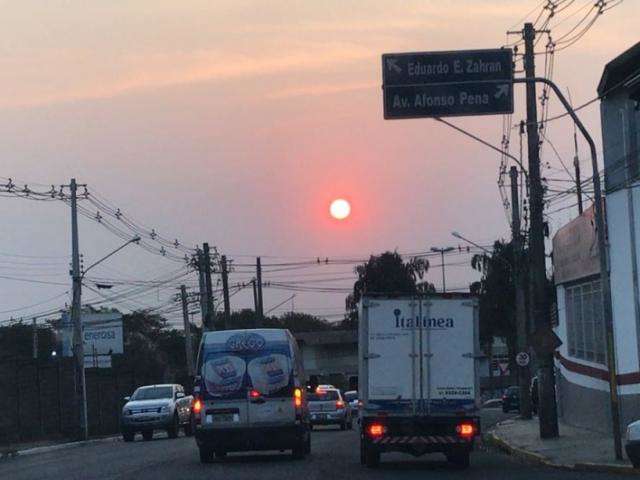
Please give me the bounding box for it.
[308,390,339,401]
[199,331,293,399]
[344,392,358,402]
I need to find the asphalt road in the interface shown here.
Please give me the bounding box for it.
[0,410,621,480]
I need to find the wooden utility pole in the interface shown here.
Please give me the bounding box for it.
[180,285,195,376]
[221,255,231,329]
[523,22,558,438]
[510,166,532,419]
[203,243,215,331]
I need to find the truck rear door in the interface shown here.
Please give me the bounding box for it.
[362,298,420,414]
[421,298,477,414]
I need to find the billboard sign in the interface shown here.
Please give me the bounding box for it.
[60,312,123,368]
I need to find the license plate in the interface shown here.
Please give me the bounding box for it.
[209,413,239,423]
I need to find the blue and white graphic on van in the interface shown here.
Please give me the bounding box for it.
[201,330,294,399]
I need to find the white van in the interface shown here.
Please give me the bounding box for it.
[192,329,311,462]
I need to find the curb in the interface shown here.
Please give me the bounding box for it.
[485,429,637,475]
[1,435,121,460]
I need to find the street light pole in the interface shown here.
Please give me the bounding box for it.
[430,246,454,292]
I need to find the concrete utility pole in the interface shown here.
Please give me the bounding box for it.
[32,317,38,360]
[430,246,454,292]
[523,22,559,438]
[569,89,584,215]
[220,255,231,329]
[180,285,195,376]
[203,243,215,331]
[256,257,264,326]
[197,251,207,327]
[510,166,532,419]
[252,279,259,326]
[70,178,88,441]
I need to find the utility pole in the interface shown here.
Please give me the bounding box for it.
[196,251,207,327]
[510,166,532,419]
[203,243,215,331]
[523,22,558,438]
[430,246,454,292]
[256,257,264,326]
[32,317,38,360]
[569,89,583,214]
[70,178,88,440]
[220,255,231,329]
[252,279,259,327]
[180,285,195,376]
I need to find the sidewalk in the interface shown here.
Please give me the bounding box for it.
[487,417,637,474]
[1,435,120,460]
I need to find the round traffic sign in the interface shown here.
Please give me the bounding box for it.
[516,351,530,367]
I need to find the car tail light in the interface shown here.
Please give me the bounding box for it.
[336,400,345,409]
[456,423,475,438]
[250,389,261,399]
[368,423,386,437]
[294,388,302,408]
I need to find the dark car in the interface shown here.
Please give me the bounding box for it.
[502,386,520,413]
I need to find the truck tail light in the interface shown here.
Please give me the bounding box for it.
[336,400,345,409]
[294,388,303,408]
[368,423,386,437]
[456,423,475,438]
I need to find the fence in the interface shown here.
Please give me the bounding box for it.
[0,357,164,444]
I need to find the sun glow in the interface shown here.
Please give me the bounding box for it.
[330,199,351,220]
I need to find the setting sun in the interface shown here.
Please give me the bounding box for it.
[330,198,351,220]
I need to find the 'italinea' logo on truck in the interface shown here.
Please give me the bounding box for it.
[393,309,454,329]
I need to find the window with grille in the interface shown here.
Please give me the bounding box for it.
[565,280,606,365]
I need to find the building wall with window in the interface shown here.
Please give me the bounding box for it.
[552,42,640,434]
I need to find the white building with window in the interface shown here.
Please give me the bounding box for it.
[553,42,640,434]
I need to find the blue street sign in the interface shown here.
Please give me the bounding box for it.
[382,48,514,119]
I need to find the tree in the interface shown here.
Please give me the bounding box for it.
[470,240,518,364]
[346,251,431,322]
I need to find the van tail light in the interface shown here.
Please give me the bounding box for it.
[336,400,345,409]
[249,389,261,399]
[368,423,386,438]
[456,423,475,438]
[192,397,203,414]
[294,388,303,408]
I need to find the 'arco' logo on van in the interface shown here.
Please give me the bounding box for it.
[226,333,266,352]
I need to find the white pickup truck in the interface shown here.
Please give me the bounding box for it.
[358,294,481,469]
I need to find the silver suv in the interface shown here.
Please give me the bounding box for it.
[121,384,193,441]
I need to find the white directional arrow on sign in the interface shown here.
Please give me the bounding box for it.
[494,84,509,99]
[386,58,402,73]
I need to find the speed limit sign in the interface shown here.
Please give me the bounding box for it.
[516,351,530,367]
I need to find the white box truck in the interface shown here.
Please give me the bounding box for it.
[359,294,481,469]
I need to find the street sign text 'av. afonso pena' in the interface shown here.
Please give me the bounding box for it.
[382,48,514,119]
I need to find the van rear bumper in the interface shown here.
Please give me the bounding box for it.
[195,425,306,452]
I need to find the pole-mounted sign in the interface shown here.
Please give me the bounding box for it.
[382,48,514,119]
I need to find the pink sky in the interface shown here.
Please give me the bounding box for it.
[0,1,637,325]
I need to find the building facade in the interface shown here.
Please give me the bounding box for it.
[553,42,640,434]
